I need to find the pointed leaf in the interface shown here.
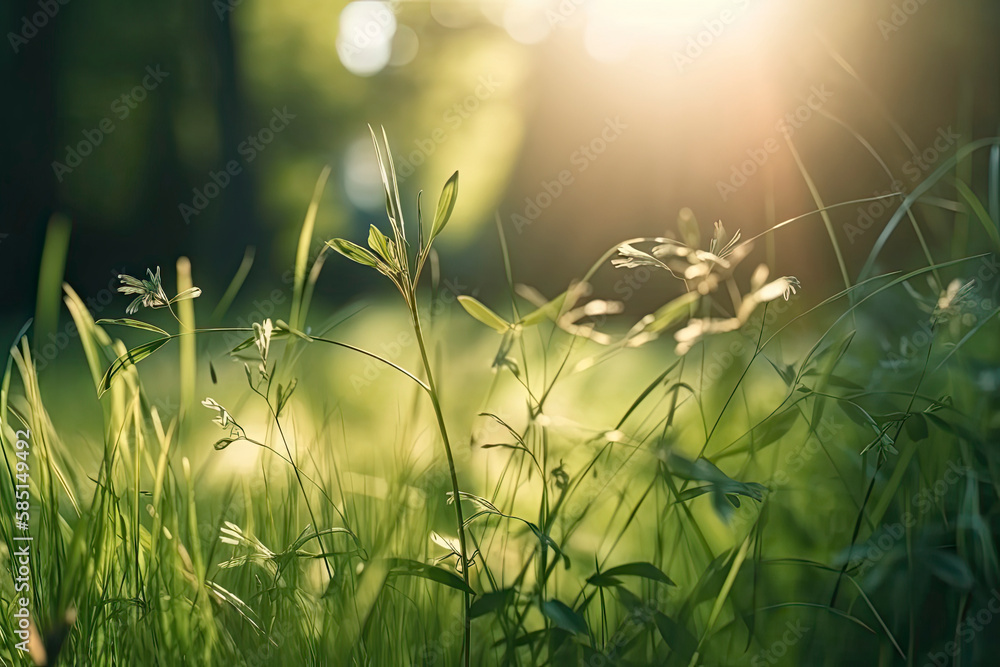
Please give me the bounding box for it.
[585,573,623,587]
[458,295,510,333]
[367,225,396,268]
[469,589,515,618]
[430,171,459,241]
[528,522,571,569]
[326,239,382,270]
[99,337,171,396]
[214,438,236,451]
[170,286,203,303]
[96,318,169,337]
[653,612,698,662]
[601,562,675,586]
[541,599,589,635]
[518,298,562,327]
[386,558,475,595]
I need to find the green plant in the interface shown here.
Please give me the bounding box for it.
[325,126,474,665]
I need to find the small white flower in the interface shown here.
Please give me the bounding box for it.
[932,278,975,325]
[201,397,234,429]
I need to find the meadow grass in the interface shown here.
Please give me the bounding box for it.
[1,133,1000,666]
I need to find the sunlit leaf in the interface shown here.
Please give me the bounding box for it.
[98,337,171,396]
[326,238,382,270]
[214,438,236,451]
[430,171,459,242]
[95,318,169,337]
[367,225,396,268]
[458,295,510,333]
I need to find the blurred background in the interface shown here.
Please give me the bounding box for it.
[2,0,999,332]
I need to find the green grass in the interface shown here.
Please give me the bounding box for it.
[2,135,1000,666]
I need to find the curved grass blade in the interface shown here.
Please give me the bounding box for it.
[859,138,1000,281]
[458,296,510,333]
[598,562,675,586]
[211,246,255,322]
[98,337,172,396]
[386,558,475,595]
[96,318,169,337]
[291,166,332,330]
[955,179,1000,250]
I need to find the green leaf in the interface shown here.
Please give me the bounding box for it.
[541,599,589,635]
[98,337,171,396]
[326,239,382,270]
[430,171,459,242]
[386,558,475,595]
[469,589,514,618]
[96,318,169,337]
[955,179,1000,250]
[416,190,425,254]
[169,286,203,304]
[646,291,699,333]
[458,295,510,333]
[752,409,800,449]
[214,438,236,451]
[668,454,767,521]
[653,612,698,663]
[367,225,396,268]
[277,378,298,416]
[516,287,582,328]
[585,573,623,587]
[527,522,571,569]
[600,562,675,586]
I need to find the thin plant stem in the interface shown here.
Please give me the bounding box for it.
[408,297,472,667]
